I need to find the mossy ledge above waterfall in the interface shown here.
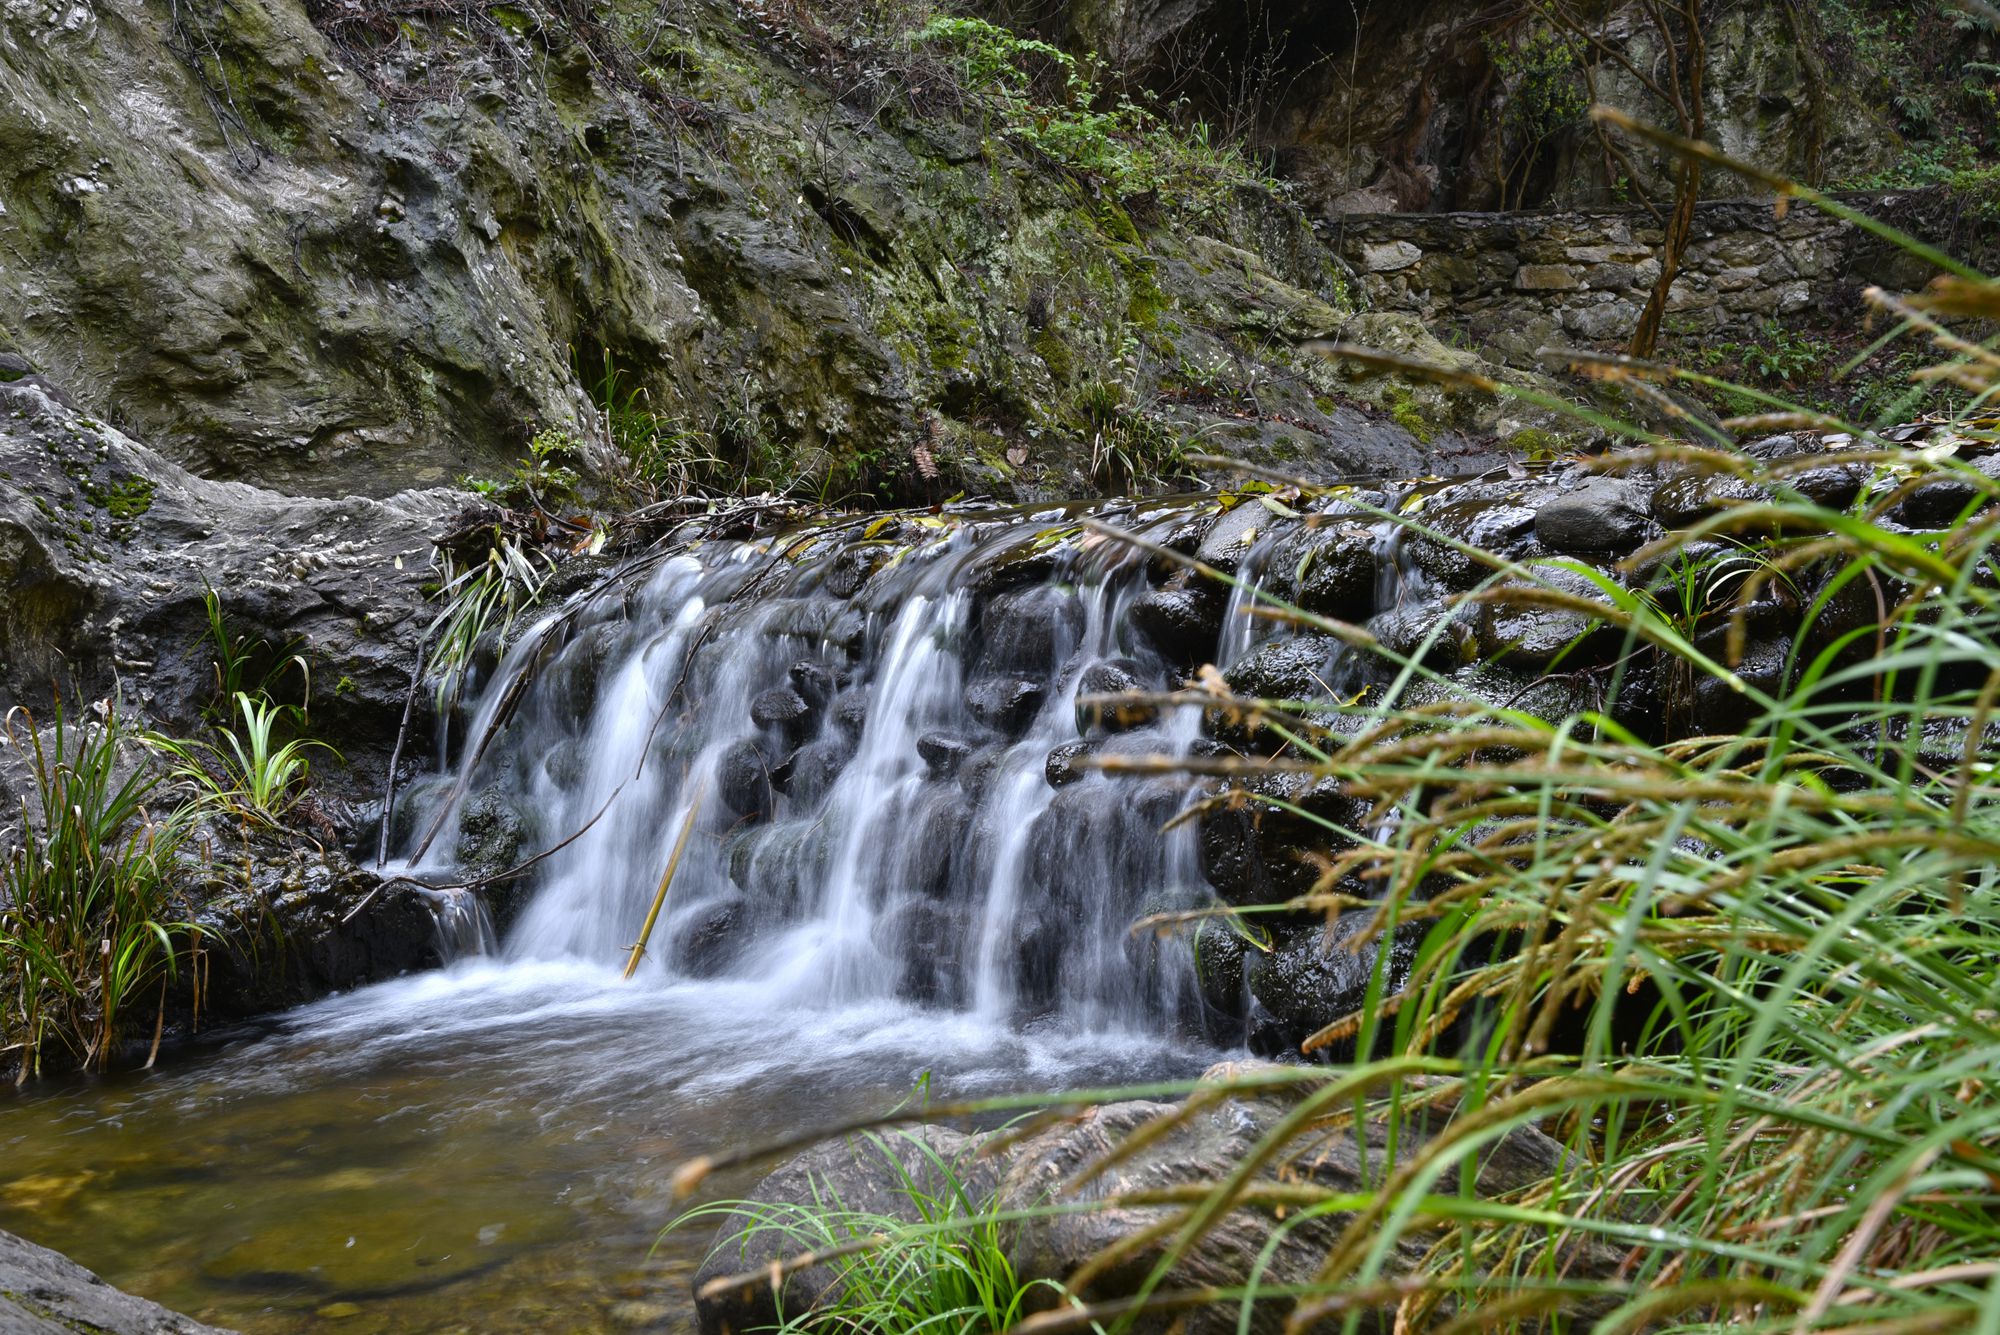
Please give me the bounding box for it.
[0,0,1573,504]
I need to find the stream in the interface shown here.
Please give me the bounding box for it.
[0,963,1207,1332]
[2,497,1301,1332]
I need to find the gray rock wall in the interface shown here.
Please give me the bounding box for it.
[1326,191,1992,362]
[0,0,1426,504]
[0,1228,233,1333]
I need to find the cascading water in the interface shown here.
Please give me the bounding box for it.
[389,501,1222,1039]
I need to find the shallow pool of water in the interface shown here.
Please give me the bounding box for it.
[0,960,1214,1333]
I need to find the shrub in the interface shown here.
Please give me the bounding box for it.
[460,428,585,512]
[910,15,1276,217]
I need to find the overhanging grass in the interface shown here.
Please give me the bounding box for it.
[667,179,2000,1332]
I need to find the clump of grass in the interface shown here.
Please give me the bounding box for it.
[670,1130,1056,1335]
[199,584,309,718]
[149,691,338,826]
[0,702,195,1078]
[587,351,724,503]
[426,535,555,715]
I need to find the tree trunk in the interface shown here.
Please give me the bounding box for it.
[1629,157,1700,358]
[1628,0,1704,359]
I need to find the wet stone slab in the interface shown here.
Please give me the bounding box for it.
[0,1228,234,1334]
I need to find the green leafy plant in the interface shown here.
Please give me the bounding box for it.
[1486,27,1589,207]
[587,351,722,501]
[200,585,309,719]
[150,692,338,826]
[461,428,586,512]
[669,1130,1058,1335]
[427,537,555,713]
[910,15,1278,216]
[0,702,194,1077]
[1693,319,1836,388]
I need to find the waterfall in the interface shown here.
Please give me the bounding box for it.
[392,504,1224,1037]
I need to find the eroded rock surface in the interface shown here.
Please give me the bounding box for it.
[0,1228,234,1334]
[692,1062,1592,1335]
[0,0,1465,504]
[0,375,454,797]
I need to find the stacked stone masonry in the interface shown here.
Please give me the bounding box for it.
[1323,191,1992,362]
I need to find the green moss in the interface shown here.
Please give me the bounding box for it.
[79,473,154,543]
[923,308,976,372]
[1506,428,1563,462]
[1096,202,1141,246]
[1386,384,1434,444]
[1032,326,1075,381]
[1125,270,1168,328]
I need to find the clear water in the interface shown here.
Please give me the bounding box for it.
[0,964,1210,1332]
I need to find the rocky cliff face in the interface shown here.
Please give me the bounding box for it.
[0,1228,232,1334]
[0,0,1506,505]
[0,374,450,752]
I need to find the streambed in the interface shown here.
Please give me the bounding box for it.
[0,962,1210,1333]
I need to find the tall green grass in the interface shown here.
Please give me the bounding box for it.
[673,152,2000,1332]
[672,1129,1058,1335]
[149,690,338,827]
[0,703,195,1078]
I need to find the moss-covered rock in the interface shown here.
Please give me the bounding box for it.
[0,0,1463,504]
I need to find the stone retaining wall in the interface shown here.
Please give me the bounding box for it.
[1321,190,1992,361]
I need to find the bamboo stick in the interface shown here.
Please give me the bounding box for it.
[623,783,705,980]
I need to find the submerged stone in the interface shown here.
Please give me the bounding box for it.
[1075,658,1156,732]
[1244,916,1425,1058]
[965,676,1046,732]
[673,897,751,978]
[1192,501,1270,575]
[1404,497,1540,590]
[1128,574,1225,663]
[749,685,812,740]
[695,1066,1589,1335]
[1364,600,1473,672]
[1197,770,1366,906]
[1271,522,1378,620]
[972,586,1084,676]
[717,739,776,821]
[781,739,849,807]
[200,1182,566,1300]
[1475,564,1622,671]
[1044,738,1098,787]
[1222,634,1342,701]
[916,730,975,778]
